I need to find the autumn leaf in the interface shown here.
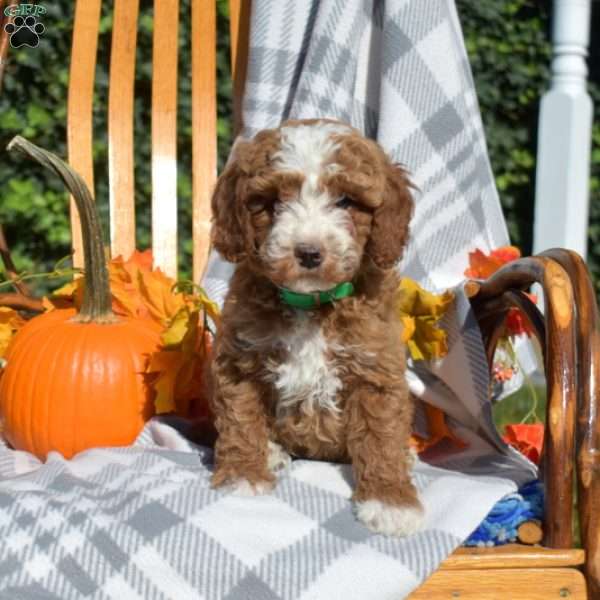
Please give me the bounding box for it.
[108,256,147,318]
[105,252,218,416]
[106,253,184,323]
[162,308,193,348]
[128,249,154,270]
[490,246,521,264]
[410,404,468,454]
[135,268,183,324]
[464,246,535,338]
[503,423,544,464]
[193,287,221,326]
[396,278,454,361]
[464,245,521,279]
[43,279,82,311]
[0,307,25,358]
[147,350,183,414]
[148,310,212,417]
[44,251,193,325]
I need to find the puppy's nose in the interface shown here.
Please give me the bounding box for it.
[294,244,322,269]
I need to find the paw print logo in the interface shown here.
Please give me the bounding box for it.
[4,15,45,49]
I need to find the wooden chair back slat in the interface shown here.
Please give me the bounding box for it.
[191,0,217,283]
[67,0,102,268]
[229,0,251,135]
[0,0,12,92]
[66,0,250,279]
[108,0,140,261]
[151,0,179,278]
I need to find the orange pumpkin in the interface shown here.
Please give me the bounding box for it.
[0,137,162,459]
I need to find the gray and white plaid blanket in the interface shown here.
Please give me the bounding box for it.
[0,1,537,598]
[0,420,525,600]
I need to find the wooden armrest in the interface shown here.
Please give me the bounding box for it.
[467,249,600,597]
[468,254,577,551]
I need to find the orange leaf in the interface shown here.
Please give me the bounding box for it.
[108,254,154,319]
[127,249,154,270]
[464,246,521,279]
[503,423,544,464]
[410,404,467,454]
[490,246,521,263]
[136,267,186,325]
[107,251,185,324]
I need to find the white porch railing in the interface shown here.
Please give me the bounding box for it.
[533,0,594,258]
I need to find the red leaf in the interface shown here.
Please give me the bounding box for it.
[503,423,544,464]
[464,246,522,279]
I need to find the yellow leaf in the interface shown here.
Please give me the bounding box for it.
[147,351,183,414]
[42,296,56,312]
[396,278,453,361]
[52,280,78,298]
[400,316,415,343]
[396,278,453,318]
[195,287,221,324]
[148,306,212,417]
[406,324,448,361]
[43,280,82,311]
[0,323,13,357]
[0,307,25,357]
[162,308,192,348]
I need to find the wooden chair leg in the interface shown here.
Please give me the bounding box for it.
[542,249,600,599]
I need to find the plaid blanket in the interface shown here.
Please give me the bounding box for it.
[0,420,524,600]
[0,1,537,598]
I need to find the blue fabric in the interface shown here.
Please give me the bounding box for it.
[464,480,544,546]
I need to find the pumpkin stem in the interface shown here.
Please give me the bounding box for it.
[7,136,115,323]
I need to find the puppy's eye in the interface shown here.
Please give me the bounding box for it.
[336,196,355,210]
[248,197,271,213]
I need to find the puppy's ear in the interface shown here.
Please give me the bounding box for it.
[211,148,247,263]
[366,163,414,269]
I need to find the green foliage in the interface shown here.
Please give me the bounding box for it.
[584,11,600,296]
[457,0,551,250]
[492,385,546,432]
[458,0,600,296]
[0,0,598,296]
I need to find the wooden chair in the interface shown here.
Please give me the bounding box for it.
[64,1,598,598]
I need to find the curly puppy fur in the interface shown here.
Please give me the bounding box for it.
[209,118,423,536]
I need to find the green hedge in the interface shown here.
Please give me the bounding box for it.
[457,0,600,293]
[0,0,598,294]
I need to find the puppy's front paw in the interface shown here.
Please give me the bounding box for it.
[268,441,292,473]
[354,499,424,537]
[225,478,274,497]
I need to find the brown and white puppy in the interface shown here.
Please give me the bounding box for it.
[209,118,423,537]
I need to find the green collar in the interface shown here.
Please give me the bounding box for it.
[279,281,355,310]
